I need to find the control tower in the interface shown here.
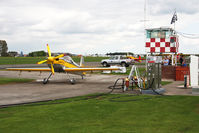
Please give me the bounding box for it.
[145,27,179,65]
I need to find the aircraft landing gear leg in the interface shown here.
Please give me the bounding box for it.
[66,73,76,84]
[43,73,52,84]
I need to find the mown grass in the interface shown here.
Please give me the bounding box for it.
[72,56,108,63]
[0,94,199,133]
[0,57,146,65]
[0,77,34,85]
[94,67,146,76]
[0,57,109,65]
[0,57,46,65]
[161,81,172,86]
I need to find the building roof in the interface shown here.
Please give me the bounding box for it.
[145,27,174,31]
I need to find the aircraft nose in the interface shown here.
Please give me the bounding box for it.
[48,57,54,62]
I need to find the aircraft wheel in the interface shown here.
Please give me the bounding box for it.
[102,62,109,67]
[69,78,76,85]
[43,78,48,84]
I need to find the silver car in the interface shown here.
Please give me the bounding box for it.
[101,55,132,67]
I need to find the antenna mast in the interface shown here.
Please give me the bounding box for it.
[144,0,147,29]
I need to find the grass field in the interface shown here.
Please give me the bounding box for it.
[0,94,198,133]
[161,81,172,86]
[95,67,146,76]
[0,57,146,65]
[0,57,46,65]
[0,57,109,65]
[72,56,108,62]
[0,77,34,85]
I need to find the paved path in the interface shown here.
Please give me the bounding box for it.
[163,81,193,95]
[0,71,125,106]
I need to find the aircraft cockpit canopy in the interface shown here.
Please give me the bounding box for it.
[61,56,80,67]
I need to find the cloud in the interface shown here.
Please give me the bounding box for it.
[0,0,198,54]
[148,0,199,15]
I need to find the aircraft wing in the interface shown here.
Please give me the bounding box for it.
[6,68,51,72]
[63,67,120,72]
[6,67,121,72]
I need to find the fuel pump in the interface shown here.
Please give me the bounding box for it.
[144,56,165,94]
[147,62,162,90]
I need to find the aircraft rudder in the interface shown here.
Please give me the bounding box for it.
[80,55,85,67]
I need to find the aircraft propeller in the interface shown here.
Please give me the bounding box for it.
[37,44,64,74]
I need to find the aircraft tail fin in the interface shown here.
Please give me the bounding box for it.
[79,55,86,75]
[80,55,85,67]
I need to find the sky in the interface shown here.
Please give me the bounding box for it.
[0,0,199,55]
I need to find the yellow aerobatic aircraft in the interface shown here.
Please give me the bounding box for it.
[6,44,122,84]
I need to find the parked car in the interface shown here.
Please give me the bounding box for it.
[101,55,132,67]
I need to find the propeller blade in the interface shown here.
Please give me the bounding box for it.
[51,63,55,75]
[54,54,65,59]
[47,44,51,57]
[37,60,47,64]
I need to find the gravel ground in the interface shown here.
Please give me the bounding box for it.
[0,71,125,106]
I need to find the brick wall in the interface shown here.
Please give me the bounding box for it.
[162,65,176,80]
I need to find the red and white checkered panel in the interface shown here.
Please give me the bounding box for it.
[145,37,179,53]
